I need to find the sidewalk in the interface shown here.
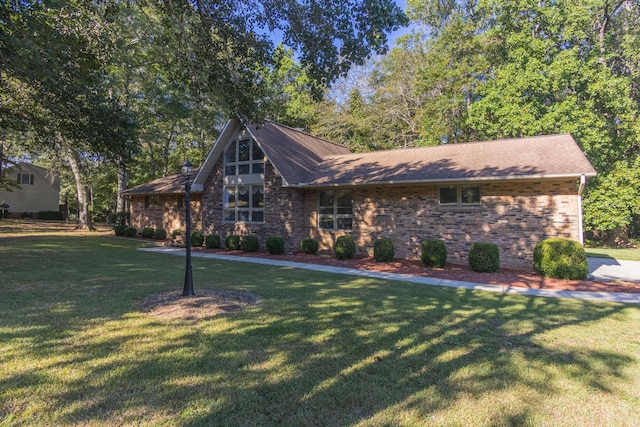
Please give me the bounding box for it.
[141,247,640,304]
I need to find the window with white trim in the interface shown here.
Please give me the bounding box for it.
[439,185,481,207]
[318,190,353,230]
[223,138,265,222]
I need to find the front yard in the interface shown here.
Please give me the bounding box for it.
[1,230,639,426]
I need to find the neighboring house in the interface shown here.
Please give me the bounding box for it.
[0,163,61,217]
[122,118,597,269]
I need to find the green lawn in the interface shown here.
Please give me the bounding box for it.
[585,246,640,261]
[1,233,640,426]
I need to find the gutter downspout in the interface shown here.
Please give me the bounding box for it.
[577,174,586,245]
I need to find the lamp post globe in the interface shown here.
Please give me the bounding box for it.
[182,159,195,297]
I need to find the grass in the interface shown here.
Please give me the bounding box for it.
[585,246,640,261]
[1,229,640,425]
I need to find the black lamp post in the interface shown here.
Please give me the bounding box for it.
[182,159,195,297]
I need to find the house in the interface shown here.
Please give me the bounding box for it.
[0,163,61,218]
[122,118,597,269]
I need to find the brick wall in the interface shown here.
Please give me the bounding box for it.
[129,194,201,236]
[201,160,308,252]
[308,179,582,269]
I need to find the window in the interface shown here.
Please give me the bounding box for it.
[145,195,160,209]
[223,138,265,223]
[17,173,34,185]
[439,185,481,207]
[319,190,353,230]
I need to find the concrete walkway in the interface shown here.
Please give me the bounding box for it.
[140,247,640,304]
[587,257,640,283]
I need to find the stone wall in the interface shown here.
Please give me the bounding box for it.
[308,179,582,269]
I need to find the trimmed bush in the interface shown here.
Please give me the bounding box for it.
[469,242,500,272]
[141,227,155,239]
[334,235,356,260]
[37,211,62,220]
[226,235,241,250]
[172,229,183,239]
[153,228,167,240]
[242,235,259,252]
[205,234,221,249]
[374,238,395,262]
[266,236,285,255]
[113,225,126,236]
[124,227,137,237]
[301,238,319,255]
[191,231,204,247]
[534,238,588,280]
[421,239,447,268]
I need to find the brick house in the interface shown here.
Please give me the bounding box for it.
[122,118,597,269]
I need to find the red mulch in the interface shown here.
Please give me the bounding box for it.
[197,249,640,294]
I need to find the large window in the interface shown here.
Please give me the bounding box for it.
[439,185,481,207]
[319,190,353,230]
[145,195,160,209]
[223,138,265,222]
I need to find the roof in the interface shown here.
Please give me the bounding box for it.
[5,163,60,190]
[121,172,200,196]
[304,134,597,187]
[125,119,596,195]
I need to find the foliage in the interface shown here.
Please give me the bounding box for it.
[225,235,241,251]
[190,231,204,247]
[242,235,259,252]
[266,236,285,255]
[534,239,588,280]
[171,229,183,238]
[205,234,221,249]
[113,225,125,236]
[36,211,62,221]
[334,235,356,260]
[153,228,167,240]
[421,238,447,268]
[300,238,319,255]
[107,212,129,226]
[373,238,395,262]
[124,226,137,237]
[469,242,500,273]
[142,227,155,239]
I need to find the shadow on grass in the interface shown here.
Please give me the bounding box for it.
[1,235,638,425]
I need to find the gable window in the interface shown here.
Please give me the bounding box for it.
[145,195,160,209]
[319,190,353,230]
[439,185,481,207]
[223,138,265,223]
[17,173,34,185]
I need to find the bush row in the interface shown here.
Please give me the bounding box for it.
[113,226,166,240]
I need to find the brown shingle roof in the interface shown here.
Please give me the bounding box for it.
[121,172,201,196]
[246,121,351,186]
[304,134,596,187]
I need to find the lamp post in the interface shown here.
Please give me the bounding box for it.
[181,159,195,297]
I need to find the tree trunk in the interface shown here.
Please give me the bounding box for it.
[116,161,127,213]
[67,151,94,231]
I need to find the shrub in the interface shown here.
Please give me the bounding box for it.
[226,235,241,250]
[190,231,204,247]
[153,228,167,240]
[300,238,319,254]
[266,236,285,254]
[124,227,137,237]
[172,229,183,239]
[242,235,259,252]
[141,227,155,239]
[469,242,500,272]
[205,234,221,249]
[113,225,126,236]
[421,239,447,268]
[374,238,395,262]
[334,235,356,260]
[107,211,129,226]
[534,238,588,280]
[37,211,62,220]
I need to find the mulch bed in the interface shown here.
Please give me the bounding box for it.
[197,248,640,294]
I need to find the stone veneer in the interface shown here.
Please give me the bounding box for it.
[307,179,581,269]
